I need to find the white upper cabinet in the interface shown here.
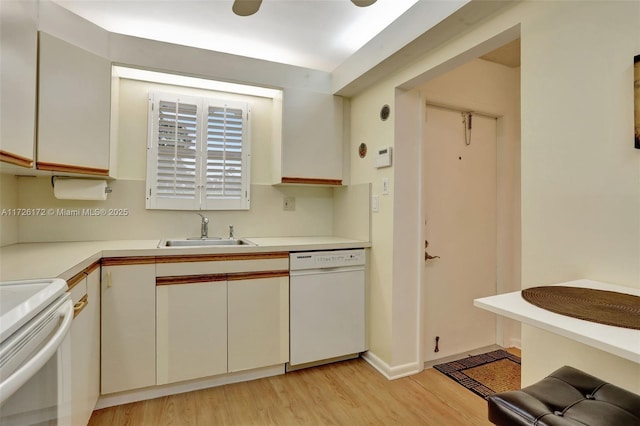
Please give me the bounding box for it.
[37,32,112,176]
[0,1,37,169]
[273,88,344,186]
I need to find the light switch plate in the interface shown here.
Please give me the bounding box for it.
[382,178,389,195]
[372,195,379,212]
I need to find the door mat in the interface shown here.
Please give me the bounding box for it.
[433,349,521,399]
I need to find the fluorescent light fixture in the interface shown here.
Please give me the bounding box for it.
[112,66,282,99]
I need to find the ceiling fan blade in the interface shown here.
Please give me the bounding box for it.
[351,0,377,6]
[232,0,262,17]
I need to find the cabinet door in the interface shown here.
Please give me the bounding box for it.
[101,263,156,394]
[37,32,111,176]
[277,88,343,185]
[70,267,100,426]
[228,275,289,372]
[0,1,37,168]
[156,280,227,385]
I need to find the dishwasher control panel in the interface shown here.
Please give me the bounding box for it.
[290,249,365,270]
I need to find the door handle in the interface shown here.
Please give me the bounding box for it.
[425,240,440,261]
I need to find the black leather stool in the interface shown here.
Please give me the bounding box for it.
[487,365,640,425]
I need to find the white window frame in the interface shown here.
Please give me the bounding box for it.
[146,91,251,211]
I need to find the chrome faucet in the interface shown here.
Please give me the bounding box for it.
[228,224,235,240]
[196,213,209,239]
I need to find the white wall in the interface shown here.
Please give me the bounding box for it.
[351,0,640,391]
[15,178,334,242]
[350,83,395,364]
[0,175,18,246]
[519,0,640,391]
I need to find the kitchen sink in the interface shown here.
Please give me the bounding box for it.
[159,238,256,248]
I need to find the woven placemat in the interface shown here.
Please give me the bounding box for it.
[521,286,640,330]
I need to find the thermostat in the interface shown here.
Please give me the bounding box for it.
[375,147,392,168]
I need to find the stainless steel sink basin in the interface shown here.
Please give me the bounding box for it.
[159,238,256,248]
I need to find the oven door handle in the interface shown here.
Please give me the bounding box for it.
[0,299,74,404]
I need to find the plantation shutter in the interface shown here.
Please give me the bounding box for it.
[146,92,250,211]
[202,101,249,210]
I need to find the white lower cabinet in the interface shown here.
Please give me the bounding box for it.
[69,265,100,426]
[100,254,289,396]
[154,253,290,384]
[228,275,289,372]
[101,261,156,394]
[156,280,227,385]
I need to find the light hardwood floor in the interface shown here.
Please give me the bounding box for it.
[90,349,520,426]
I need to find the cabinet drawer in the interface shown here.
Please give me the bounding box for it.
[156,253,289,277]
[67,273,87,305]
[66,261,99,311]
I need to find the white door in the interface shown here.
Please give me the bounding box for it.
[422,105,498,362]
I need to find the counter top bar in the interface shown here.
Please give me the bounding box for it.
[474,279,640,364]
[0,237,370,282]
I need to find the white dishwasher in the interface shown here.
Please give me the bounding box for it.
[289,249,366,368]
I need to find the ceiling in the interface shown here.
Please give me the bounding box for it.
[52,0,421,72]
[480,38,520,68]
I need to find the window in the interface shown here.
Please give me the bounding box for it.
[146,92,250,210]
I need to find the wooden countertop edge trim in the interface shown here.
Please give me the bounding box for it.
[156,270,289,286]
[101,252,290,268]
[157,274,227,285]
[66,259,101,290]
[67,272,86,290]
[155,252,289,264]
[85,260,101,275]
[227,270,289,281]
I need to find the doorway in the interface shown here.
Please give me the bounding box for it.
[421,104,498,362]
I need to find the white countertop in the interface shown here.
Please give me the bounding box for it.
[0,237,370,282]
[474,279,640,363]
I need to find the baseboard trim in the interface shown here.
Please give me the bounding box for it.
[95,364,285,409]
[361,351,422,380]
[507,338,522,349]
[423,344,507,369]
